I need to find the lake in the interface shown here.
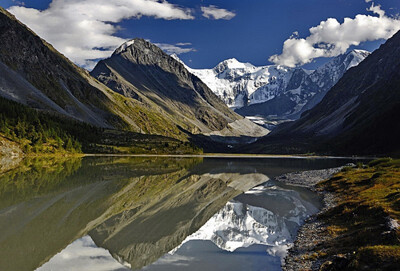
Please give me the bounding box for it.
[0,156,358,271]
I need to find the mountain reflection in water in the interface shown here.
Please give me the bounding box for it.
[0,156,356,271]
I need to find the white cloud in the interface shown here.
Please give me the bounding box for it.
[11,0,25,6]
[8,0,194,69]
[37,236,130,271]
[201,5,236,20]
[175,42,192,46]
[270,3,400,67]
[368,2,385,17]
[155,43,196,55]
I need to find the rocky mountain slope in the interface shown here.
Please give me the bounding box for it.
[0,7,176,136]
[91,39,268,138]
[0,7,136,130]
[183,50,369,120]
[247,30,400,155]
[0,6,266,145]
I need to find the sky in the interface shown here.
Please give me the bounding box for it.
[2,0,400,70]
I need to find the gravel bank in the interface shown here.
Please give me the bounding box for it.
[276,166,353,271]
[275,167,344,188]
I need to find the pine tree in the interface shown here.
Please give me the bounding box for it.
[65,138,74,151]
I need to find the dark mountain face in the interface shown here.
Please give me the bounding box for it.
[0,7,122,128]
[91,39,248,134]
[0,6,175,135]
[247,31,400,156]
[296,50,371,118]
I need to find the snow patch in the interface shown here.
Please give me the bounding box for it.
[114,39,135,54]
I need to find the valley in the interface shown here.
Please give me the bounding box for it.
[1,4,398,157]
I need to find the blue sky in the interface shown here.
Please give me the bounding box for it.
[3,0,400,69]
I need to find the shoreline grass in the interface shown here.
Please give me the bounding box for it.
[311,158,400,270]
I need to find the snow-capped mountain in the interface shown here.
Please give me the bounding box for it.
[179,50,370,120]
[182,57,290,108]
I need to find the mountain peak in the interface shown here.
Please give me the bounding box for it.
[224,58,241,64]
[315,49,370,75]
[214,58,255,73]
[170,53,185,65]
[345,49,371,69]
[114,39,136,55]
[349,49,370,56]
[112,38,161,56]
[110,38,176,69]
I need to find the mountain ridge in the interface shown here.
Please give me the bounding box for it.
[182,50,369,121]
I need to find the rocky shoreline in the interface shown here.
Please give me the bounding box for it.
[274,167,345,188]
[276,166,351,271]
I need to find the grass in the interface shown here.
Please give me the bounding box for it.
[313,158,400,270]
[349,245,400,270]
[109,92,189,141]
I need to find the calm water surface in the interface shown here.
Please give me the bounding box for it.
[0,157,359,271]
